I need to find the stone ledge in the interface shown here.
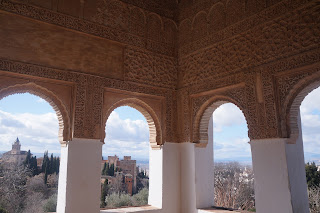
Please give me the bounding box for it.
[100,206,160,213]
[198,208,253,213]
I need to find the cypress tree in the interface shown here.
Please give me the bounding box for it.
[109,164,115,176]
[23,150,32,167]
[56,157,60,174]
[32,156,38,176]
[100,179,108,207]
[102,162,107,175]
[42,151,49,173]
[107,163,110,175]
[50,154,54,174]
[44,167,48,185]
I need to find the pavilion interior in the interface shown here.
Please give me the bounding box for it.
[0,0,319,212]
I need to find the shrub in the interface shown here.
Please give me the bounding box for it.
[0,206,8,213]
[308,186,320,213]
[43,194,57,212]
[105,192,133,208]
[132,188,148,206]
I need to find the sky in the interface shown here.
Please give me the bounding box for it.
[0,88,319,163]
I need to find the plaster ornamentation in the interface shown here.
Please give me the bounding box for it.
[179,1,320,87]
[0,80,72,144]
[124,46,178,89]
[190,84,249,146]
[0,0,176,57]
[102,94,164,149]
[276,66,320,143]
[0,58,175,142]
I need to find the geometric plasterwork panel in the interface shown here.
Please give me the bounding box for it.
[179,1,320,87]
[124,46,178,89]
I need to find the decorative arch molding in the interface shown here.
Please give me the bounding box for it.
[282,70,320,144]
[0,82,71,144]
[192,95,248,147]
[103,98,163,150]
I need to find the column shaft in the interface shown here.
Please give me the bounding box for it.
[57,138,102,213]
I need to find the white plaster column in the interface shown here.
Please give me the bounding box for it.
[250,113,309,213]
[57,138,103,213]
[285,112,309,213]
[148,146,163,208]
[180,142,197,213]
[161,143,181,213]
[250,138,293,213]
[195,116,214,208]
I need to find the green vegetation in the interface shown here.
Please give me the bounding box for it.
[102,163,115,176]
[0,150,59,213]
[104,188,149,208]
[43,194,57,212]
[305,162,320,188]
[305,162,320,213]
[100,179,109,207]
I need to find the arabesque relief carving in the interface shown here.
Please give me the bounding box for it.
[0,58,175,142]
[1,0,320,144]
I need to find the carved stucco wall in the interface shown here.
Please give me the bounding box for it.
[177,0,320,142]
[0,0,319,144]
[0,0,178,144]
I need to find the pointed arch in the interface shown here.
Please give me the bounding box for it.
[0,82,71,144]
[103,98,162,150]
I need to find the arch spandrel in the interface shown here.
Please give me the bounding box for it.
[192,95,249,147]
[0,82,72,144]
[102,89,165,150]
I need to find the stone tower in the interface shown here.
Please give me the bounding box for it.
[11,137,21,155]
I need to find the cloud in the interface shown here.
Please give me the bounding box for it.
[103,111,149,159]
[0,109,60,154]
[212,103,247,132]
[105,111,149,142]
[300,87,320,162]
[36,98,46,103]
[212,103,250,162]
[300,87,320,115]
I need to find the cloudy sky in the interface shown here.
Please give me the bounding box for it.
[0,88,319,163]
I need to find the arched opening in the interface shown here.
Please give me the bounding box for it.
[0,93,62,213]
[292,86,320,213]
[101,102,163,212]
[195,101,254,211]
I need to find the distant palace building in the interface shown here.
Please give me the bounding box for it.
[101,155,138,195]
[1,137,28,166]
